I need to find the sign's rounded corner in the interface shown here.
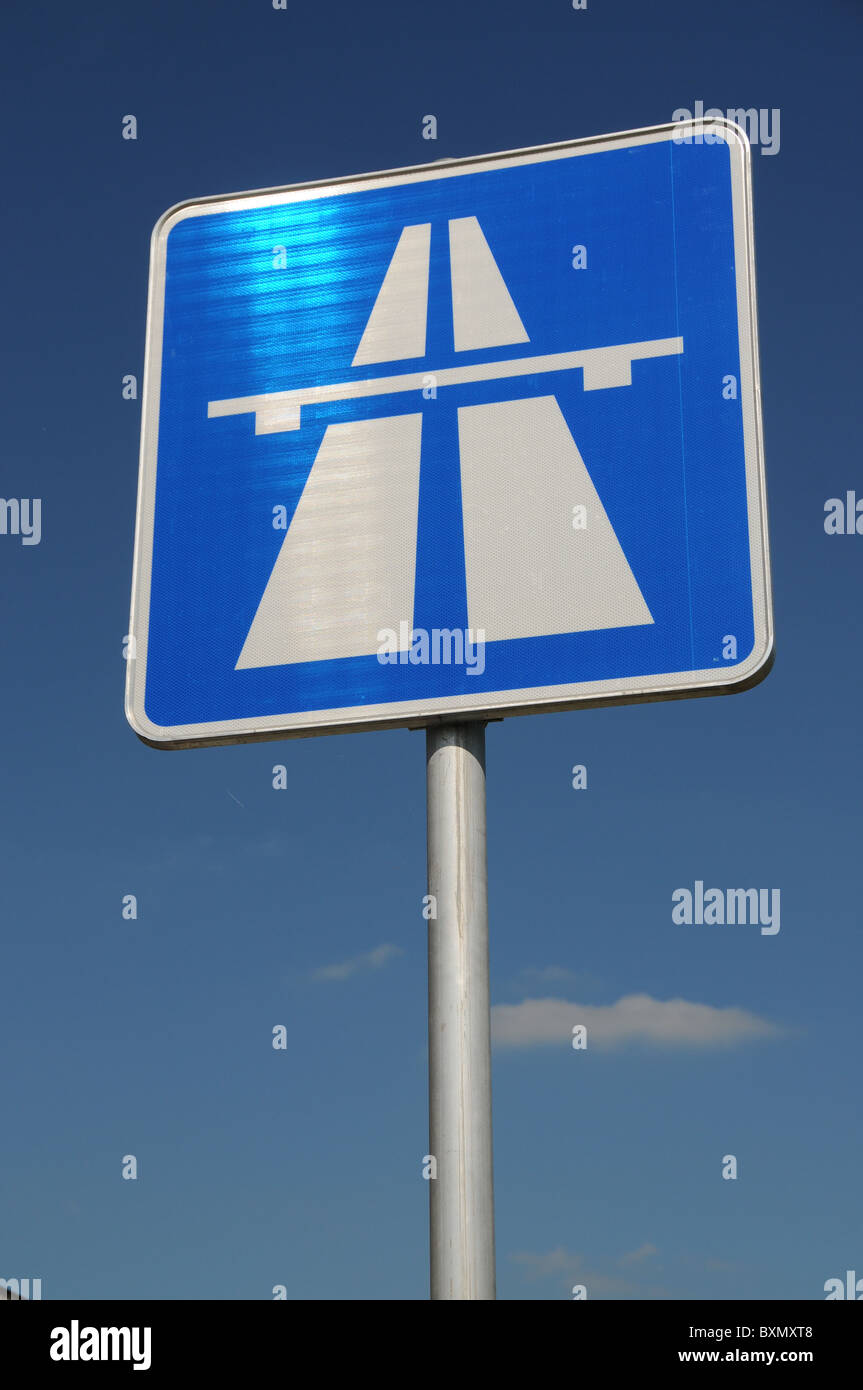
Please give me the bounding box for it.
[665,116,751,162]
[723,625,775,694]
[125,696,179,750]
[151,197,206,250]
[709,118,751,157]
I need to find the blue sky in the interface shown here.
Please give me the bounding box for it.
[1,0,861,1300]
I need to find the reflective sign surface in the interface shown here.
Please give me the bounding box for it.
[127,122,772,746]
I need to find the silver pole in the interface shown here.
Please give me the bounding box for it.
[426,721,496,1300]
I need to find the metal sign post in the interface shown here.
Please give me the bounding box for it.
[426,723,495,1300]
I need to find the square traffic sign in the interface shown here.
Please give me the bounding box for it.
[126,121,771,746]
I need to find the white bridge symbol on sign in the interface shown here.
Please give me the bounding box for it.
[208,217,684,669]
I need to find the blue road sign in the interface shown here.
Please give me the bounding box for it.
[127,121,772,746]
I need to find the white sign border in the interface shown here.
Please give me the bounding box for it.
[126,120,773,748]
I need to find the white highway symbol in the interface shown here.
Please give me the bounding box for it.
[207,216,683,669]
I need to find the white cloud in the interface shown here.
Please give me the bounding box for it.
[510,1248,637,1297]
[492,993,780,1050]
[510,1246,674,1299]
[312,943,402,981]
[619,1243,658,1266]
[511,1247,585,1281]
